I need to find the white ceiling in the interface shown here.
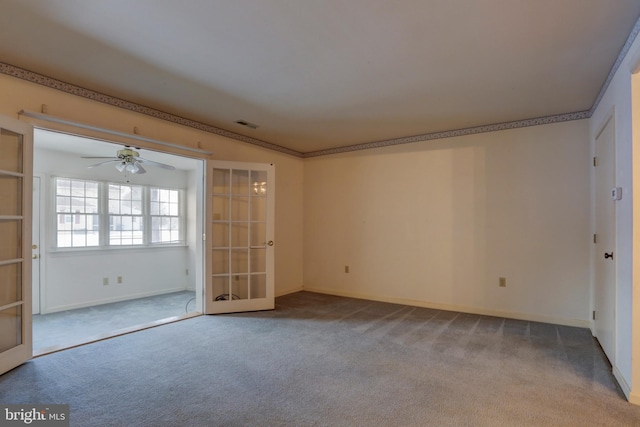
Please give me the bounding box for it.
[2,1,640,154]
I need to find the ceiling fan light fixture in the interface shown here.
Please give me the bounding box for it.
[125,162,139,173]
[84,146,172,176]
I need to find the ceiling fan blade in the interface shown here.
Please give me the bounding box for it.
[138,158,176,170]
[81,156,120,159]
[87,159,121,168]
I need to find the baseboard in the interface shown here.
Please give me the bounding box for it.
[276,286,303,297]
[42,287,190,314]
[302,286,590,328]
[613,365,632,401]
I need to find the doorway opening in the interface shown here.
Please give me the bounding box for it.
[32,128,205,354]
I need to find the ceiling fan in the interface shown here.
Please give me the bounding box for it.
[82,147,176,175]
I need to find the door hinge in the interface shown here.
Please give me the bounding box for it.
[593,234,598,244]
[202,233,206,241]
[593,310,596,320]
[593,157,597,167]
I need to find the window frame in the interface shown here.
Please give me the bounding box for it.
[52,176,185,251]
[149,187,183,245]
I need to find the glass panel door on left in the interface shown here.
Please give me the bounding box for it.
[0,117,33,375]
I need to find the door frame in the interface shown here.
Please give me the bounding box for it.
[30,125,209,317]
[32,175,43,315]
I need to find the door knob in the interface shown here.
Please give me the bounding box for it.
[604,252,613,260]
[32,254,38,259]
[267,241,274,246]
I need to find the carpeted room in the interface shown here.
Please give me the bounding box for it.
[3,2,640,425]
[2,292,640,425]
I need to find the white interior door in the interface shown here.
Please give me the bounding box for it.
[0,115,33,375]
[205,161,274,314]
[594,117,616,364]
[32,176,40,314]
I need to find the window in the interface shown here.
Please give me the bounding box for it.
[55,178,99,248]
[150,188,181,243]
[109,184,144,245]
[54,177,183,249]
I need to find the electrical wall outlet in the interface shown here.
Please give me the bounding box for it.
[117,276,123,284]
[103,277,109,286]
[499,277,506,287]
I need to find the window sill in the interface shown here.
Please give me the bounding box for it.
[48,244,188,256]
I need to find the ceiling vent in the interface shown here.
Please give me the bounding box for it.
[235,120,259,129]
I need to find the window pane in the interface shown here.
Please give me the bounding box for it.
[0,176,21,216]
[109,185,119,199]
[251,274,267,299]
[132,186,143,200]
[55,178,100,248]
[86,182,99,198]
[71,181,85,196]
[150,188,181,244]
[57,231,71,247]
[56,196,71,213]
[132,201,143,215]
[72,233,86,247]
[72,215,86,231]
[0,129,22,173]
[213,169,231,194]
[86,198,99,214]
[71,197,85,213]
[56,178,70,194]
[0,306,22,353]
[231,170,249,195]
[109,199,119,214]
[0,220,21,260]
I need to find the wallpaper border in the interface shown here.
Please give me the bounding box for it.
[302,111,590,158]
[0,62,302,158]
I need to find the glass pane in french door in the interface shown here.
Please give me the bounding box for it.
[211,166,269,303]
[0,118,32,375]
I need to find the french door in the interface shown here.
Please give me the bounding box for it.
[205,161,274,314]
[0,115,33,375]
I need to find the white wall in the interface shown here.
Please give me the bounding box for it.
[590,27,640,403]
[304,120,591,326]
[34,146,193,312]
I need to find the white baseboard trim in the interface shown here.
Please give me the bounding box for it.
[276,286,303,297]
[613,366,632,401]
[42,287,190,314]
[302,286,590,328]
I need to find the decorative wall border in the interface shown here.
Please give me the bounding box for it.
[302,111,591,158]
[590,14,640,115]
[0,62,302,158]
[1,2,638,164]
